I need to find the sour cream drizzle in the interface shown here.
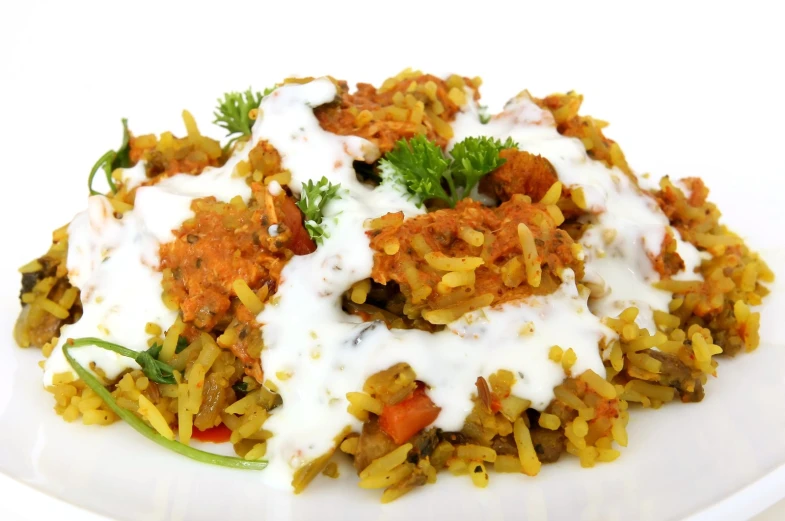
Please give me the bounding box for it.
[255,80,610,487]
[450,93,702,331]
[45,125,257,383]
[43,77,701,491]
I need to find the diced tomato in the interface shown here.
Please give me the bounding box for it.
[490,396,502,414]
[279,196,316,255]
[379,384,441,444]
[191,423,233,443]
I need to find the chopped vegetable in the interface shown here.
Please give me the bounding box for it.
[63,340,267,470]
[296,176,342,244]
[280,195,317,254]
[380,135,517,207]
[175,335,189,354]
[87,118,132,196]
[191,423,233,443]
[379,384,441,444]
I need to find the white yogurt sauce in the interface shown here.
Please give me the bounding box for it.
[450,94,702,330]
[254,80,611,487]
[43,77,702,490]
[44,120,258,384]
[44,194,178,383]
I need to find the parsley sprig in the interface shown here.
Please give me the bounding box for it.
[63,338,267,470]
[380,135,517,208]
[296,177,342,244]
[87,119,132,196]
[213,86,276,145]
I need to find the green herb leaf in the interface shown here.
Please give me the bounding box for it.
[380,135,518,208]
[450,136,517,197]
[63,339,267,470]
[134,342,176,385]
[65,336,177,385]
[113,118,133,170]
[379,135,452,207]
[135,351,176,385]
[146,342,162,359]
[232,381,249,397]
[296,177,342,244]
[175,336,189,354]
[87,118,132,196]
[478,105,491,124]
[213,88,263,143]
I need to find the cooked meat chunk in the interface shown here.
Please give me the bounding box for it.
[530,427,566,463]
[648,350,705,402]
[353,418,397,473]
[479,149,559,202]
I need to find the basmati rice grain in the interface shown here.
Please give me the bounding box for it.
[579,369,617,399]
[470,462,489,488]
[493,454,523,473]
[360,443,413,480]
[456,444,497,462]
[340,436,359,455]
[513,418,541,476]
[138,395,174,440]
[358,462,414,489]
[538,413,561,430]
[346,392,384,415]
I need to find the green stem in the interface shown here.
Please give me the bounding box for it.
[463,176,481,202]
[63,340,267,470]
[88,150,118,196]
[443,170,459,208]
[70,336,138,358]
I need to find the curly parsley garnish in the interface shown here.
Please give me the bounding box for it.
[213,86,276,145]
[380,135,517,208]
[63,338,267,470]
[87,118,132,196]
[296,177,342,244]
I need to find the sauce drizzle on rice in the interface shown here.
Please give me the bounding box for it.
[15,71,772,498]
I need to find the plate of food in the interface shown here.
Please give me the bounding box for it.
[1,3,784,520]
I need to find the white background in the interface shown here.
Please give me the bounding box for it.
[1,1,784,519]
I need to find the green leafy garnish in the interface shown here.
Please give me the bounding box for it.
[296,177,342,244]
[63,339,267,470]
[232,381,249,398]
[478,105,491,124]
[69,337,176,385]
[87,118,132,196]
[381,135,452,206]
[145,343,162,359]
[135,349,176,385]
[380,135,517,208]
[450,136,517,199]
[213,88,263,144]
[175,336,189,354]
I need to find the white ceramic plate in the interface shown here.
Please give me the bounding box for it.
[2,2,784,520]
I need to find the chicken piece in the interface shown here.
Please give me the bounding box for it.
[479,149,559,202]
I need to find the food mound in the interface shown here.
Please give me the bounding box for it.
[13,70,773,501]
